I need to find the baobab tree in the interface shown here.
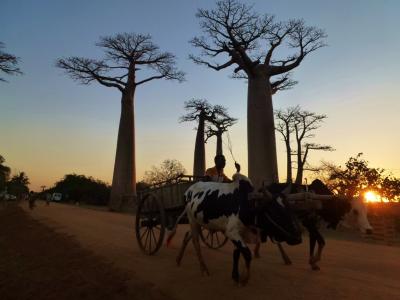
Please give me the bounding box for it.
[57,33,184,210]
[180,99,213,176]
[205,105,237,156]
[293,109,334,184]
[275,106,299,183]
[0,42,22,82]
[276,107,333,185]
[190,0,327,188]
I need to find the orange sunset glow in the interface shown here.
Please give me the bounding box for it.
[364,190,390,203]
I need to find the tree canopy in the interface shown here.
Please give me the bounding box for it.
[50,174,110,205]
[143,159,186,185]
[190,0,326,81]
[321,153,400,201]
[7,172,30,197]
[57,33,185,92]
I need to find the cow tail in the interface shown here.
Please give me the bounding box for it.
[166,206,187,247]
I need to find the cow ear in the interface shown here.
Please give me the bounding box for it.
[282,184,292,196]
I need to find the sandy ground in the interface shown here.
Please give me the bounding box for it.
[22,201,400,300]
[0,205,171,300]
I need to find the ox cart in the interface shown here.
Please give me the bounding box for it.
[135,175,229,255]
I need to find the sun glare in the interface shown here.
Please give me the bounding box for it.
[364,191,380,203]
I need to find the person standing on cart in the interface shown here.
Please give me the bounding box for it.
[205,155,232,183]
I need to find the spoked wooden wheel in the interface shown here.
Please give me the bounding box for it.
[135,193,166,255]
[200,228,228,249]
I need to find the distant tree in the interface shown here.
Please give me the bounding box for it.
[320,153,400,201]
[51,174,111,205]
[56,33,184,211]
[0,42,22,82]
[205,105,237,156]
[0,155,11,191]
[7,172,29,198]
[275,106,299,183]
[136,181,150,192]
[275,107,333,184]
[292,109,334,184]
[191,0,327,188]
[180,99,214,176]
[143,159,186,185]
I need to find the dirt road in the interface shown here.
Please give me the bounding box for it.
[24,202,400,299]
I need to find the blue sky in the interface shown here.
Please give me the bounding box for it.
[1,0,399,190]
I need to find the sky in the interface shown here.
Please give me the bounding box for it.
[1,0,399,191]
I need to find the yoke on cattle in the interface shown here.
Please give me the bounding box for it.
[135,175,229,255]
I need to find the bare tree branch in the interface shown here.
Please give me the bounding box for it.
[0,42,22,82]
[270,72,298,94]
[57,33,185,92]
[205,105,237,141]
[191,0,327,83]
[180,99,213,123]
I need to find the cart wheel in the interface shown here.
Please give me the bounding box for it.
[200,228,228,249]
[135,193,166,255]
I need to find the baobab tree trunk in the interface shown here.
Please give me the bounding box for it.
[193,115,206,176]
[285,139,293,184]
[295,141,303,185]
[109,88,136,211]
[247,75,279,189]
[216,132,223,156]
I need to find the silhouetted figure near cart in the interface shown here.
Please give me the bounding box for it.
[28,191,36,210]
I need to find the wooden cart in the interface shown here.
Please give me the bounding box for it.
[135,175,228,255]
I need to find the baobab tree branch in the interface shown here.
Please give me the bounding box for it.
[270,73,298,95]
[0,42,22,82]
[56,57,126,91]
[190,54,235,71]
[269,20,327,76]
[136,75,165,86]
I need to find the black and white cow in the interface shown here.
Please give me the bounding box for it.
[260,180,373,270]
[167,172,302,285]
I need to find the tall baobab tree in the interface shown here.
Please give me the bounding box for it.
[190,0,326,188]
[293,109,333,184]
[275,106,299,183]
[205,105,237,156]
[180,99,214,176]
[0,42,22,82]
[57,33,184,210]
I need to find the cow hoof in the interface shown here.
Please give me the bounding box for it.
[284,260,292,265]
[311,264,320,271]
[201,268,210,276]
[239,277,249,286]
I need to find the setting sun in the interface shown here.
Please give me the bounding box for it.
[364,191,380,203]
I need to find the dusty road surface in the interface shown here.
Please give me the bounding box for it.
[0,205,171,300]
[21,201,400,300]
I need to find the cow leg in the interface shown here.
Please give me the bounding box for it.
[176,231,192,266]
[253,242,261,258]
[191,223,210,276]
[277,242,292,265]
[306,224,325,271]
[312,230,325,269]
[231,240,252,286]
[232,247,241,284]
